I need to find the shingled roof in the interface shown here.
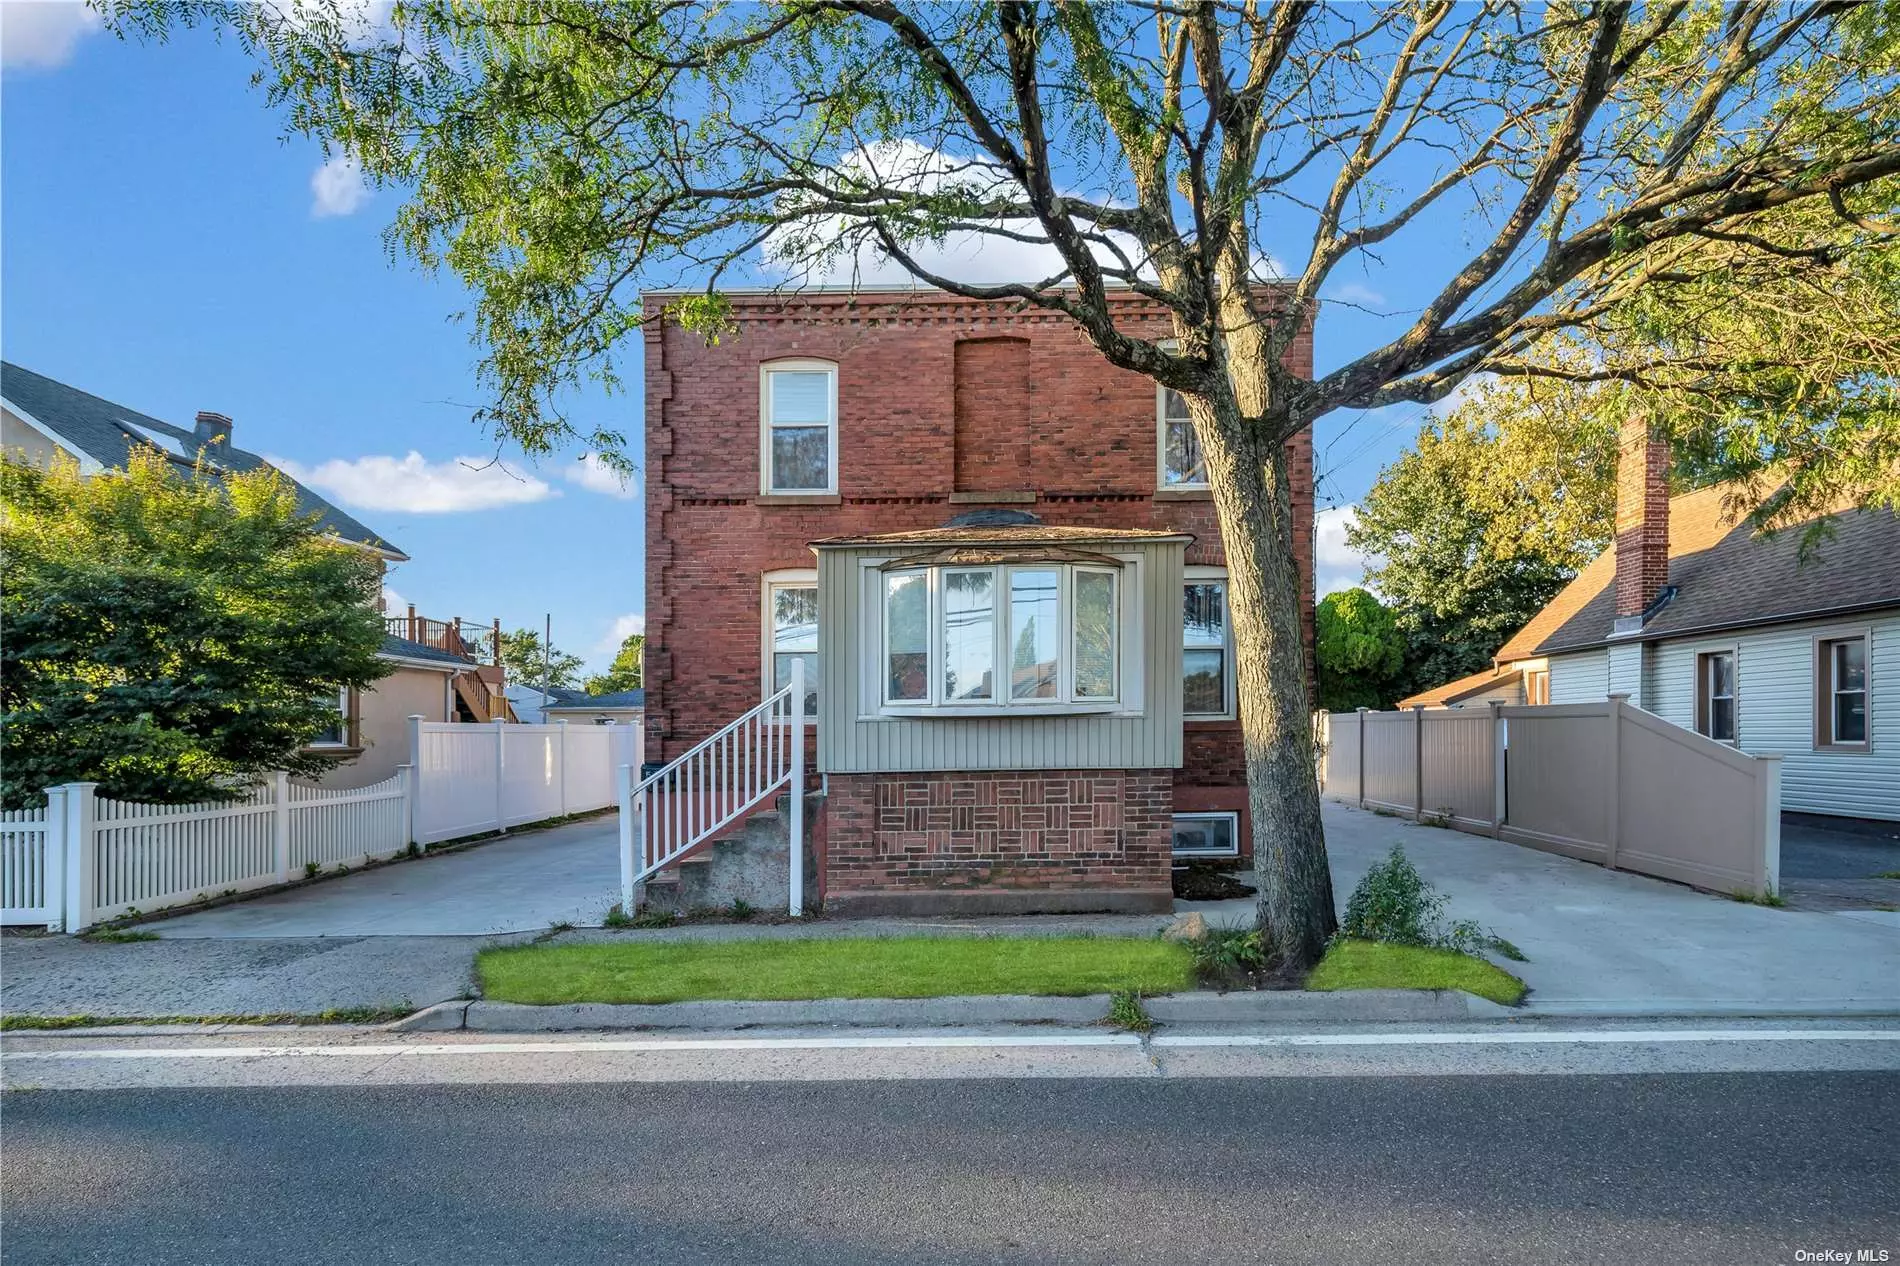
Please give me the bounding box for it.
[1497,484,1900,661]
[2,362,404,558]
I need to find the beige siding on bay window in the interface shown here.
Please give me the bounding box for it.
[816,540,1185,773]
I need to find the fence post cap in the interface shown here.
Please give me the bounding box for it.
[1607,692,1632,702]
[1355,706,1370,713]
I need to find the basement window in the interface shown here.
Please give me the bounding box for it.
[1171,812,1239,858]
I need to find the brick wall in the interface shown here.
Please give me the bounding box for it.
[1614,413,1671,618]
[823,768,1174,915]
[643,289,1316,792]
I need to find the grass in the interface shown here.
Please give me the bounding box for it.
[80,928,159,944]
[1106,990,1155,1033]
[1730,888,1788,908]
[0,1006,412,1032]
[1874,871,1900,881]
[477,936,1195,1005]
[1306,939,1528,1007]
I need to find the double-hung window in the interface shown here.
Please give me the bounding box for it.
[765,572,820,717]
[310,688,351,747]
[881,561,1123,710]
[1158,386,1207,488]
[1183,569,1232,718]
[761,361,837,494]
[1817,635,1869,748]
[1695,650,1737,742]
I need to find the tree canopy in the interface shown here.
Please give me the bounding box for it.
[584,631,644,695]
[108,0,1900,967]
[498,627,586,691]
[1,451,390,808]
[1314,588,1405,712]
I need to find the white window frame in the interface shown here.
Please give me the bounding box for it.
[759,359,839,495]
[1183,565,1235,720]
[1171,811,1239,858]
[1156,382,1208,490]
[1694,647,1738,744]
[1815,631,1871,751]
[309,688,352,748]
[873,559,1141,716]
[761,569,819,718]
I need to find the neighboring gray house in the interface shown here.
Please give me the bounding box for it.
[544,688,646,727]
[1494,418,1899,822]
[505,684,588,724]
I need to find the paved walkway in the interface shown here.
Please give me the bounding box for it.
[1187,803,1899,1015]
[142,814,622,938]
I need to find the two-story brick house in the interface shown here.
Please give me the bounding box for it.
[642,286,1314,916]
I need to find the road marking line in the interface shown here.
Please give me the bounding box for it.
[4,1028,1896,1062]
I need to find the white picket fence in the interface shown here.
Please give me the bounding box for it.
[411,719,637,845]
[2,717,636,932]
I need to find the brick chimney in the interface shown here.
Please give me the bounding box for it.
[194,410,233,451]
[1613,413,1671,619]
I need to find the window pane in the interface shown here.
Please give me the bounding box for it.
[773,651,820,717]
[885,573,928,701]
[1184,648,1227,715]
[769,371,831,424]
[1073,570,1116,699]
[1163,417,1207,486]
[1710,697,1735,742]
[1834,691,1867,743]
[1710,652,1734,698]
[1171,815,1235,855]
[772,586,818,652]
[1835,640,1866,692]
[770,425,829,491]
[1009,568,1060,699]
[1184,582,1226,647]
[943,570,994,702]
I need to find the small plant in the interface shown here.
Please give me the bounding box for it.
[547,920,575,935]
[1106,989,1154,1033]
[630,909,680,929]
[1730,888,1786,908]
[1873,870,1900,880]
[1339,845,1522,960]
[1187,924,1267,977]
[602,904,634,928]
[83,927,158,944]
[405,842,422,858]
[1419,808,1455,830]
[303,861,320,880]
[728,899,756,922]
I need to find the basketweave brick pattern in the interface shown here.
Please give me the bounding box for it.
[643,289,1315,769]
[824,769,1174,893]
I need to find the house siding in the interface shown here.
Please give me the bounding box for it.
[1548,650,1609,703]
[816,540,1184,774]
[1637,612,1899,821]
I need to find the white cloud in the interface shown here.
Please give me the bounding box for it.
[380,584,407,615]
[594,613,644,656]
[310,154,370,218]
[1315,505,1375,597]
[2,1,101,68]
[271,452,558,513]
[564,453,637,500]
[1325,281,1386,308]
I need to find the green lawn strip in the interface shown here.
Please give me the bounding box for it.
[477,936,1194,1005]
[1306,939,1528,1007]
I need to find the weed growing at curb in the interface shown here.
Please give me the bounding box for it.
[1106,990,1155,1033]
[80,928,158,944]
[1730,888,1787,908]
[0,1005,415,1031]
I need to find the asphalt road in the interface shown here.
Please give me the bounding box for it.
[6,1072,1896,1266]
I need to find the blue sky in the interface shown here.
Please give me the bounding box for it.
[2,3,1446,668]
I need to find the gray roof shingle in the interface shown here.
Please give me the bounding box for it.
[2,362,404,557]
[380,634,470,667]
[548,689,645,710]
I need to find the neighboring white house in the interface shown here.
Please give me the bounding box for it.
[1492,417,1899,822]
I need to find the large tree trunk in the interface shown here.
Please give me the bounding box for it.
[1191,391,1336,970]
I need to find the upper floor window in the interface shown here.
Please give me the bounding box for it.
[310,688,351,747]
[1184,569,1232,718]
[1817,635,1868,748]
[1159,386,1207,488]
[761,361,837,494]
[882,561,1124,710]
[1695,650,1736,743]
[764,571,820,717]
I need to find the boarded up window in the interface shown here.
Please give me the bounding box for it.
[953,337,1032,492]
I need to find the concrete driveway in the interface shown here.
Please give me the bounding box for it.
[1186,802,1900,1016]
[142,814,622,938]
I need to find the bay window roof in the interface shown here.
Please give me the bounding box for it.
[812,523,1192,549]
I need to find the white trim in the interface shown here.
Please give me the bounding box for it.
[758,359,838,495]
[307,688,353,748]
[1,397,104,475]
[1815,628,1872,752]
[1183,565,1235,720]
[1693,646,1739,744]
[1171,810,1240,857]
[762,568,819,717]
[1155,387,1207,490]
[375,652,465,674]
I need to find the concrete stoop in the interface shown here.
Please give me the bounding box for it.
[644,792,823,915]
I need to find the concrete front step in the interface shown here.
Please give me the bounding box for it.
[644,792,822,915]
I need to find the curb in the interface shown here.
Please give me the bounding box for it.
[389,989,1515,1033]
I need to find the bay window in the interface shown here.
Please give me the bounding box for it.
[881,561,1124,709]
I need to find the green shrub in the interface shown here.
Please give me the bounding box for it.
[1339,845,1522,961]
[1186,924,1267,978]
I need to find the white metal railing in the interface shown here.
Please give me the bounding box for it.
[618,659,807,917]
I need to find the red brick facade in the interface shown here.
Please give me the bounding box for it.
[1614,413,1671,619]
[822,769,1175,916]
[642,287,1314,903]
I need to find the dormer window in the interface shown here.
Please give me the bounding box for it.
[761,360,837,494]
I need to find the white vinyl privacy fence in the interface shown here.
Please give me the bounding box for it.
[1320,695,1782,898]
[3,717,636,932]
